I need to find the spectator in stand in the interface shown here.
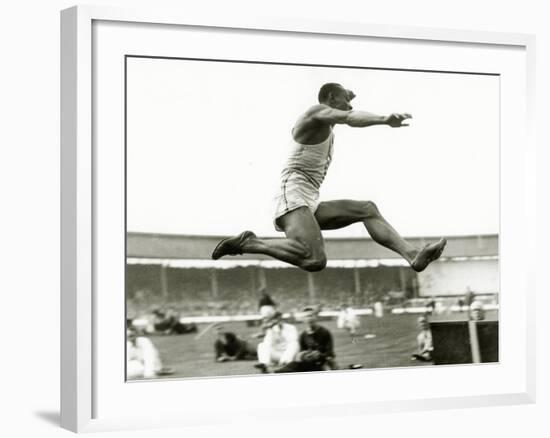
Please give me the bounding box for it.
[255,311,299,373]
[258,288,277,319]
[214,324,257,362]
[464,287,475,308]
[411,316,433,362]
[425,298,436,314]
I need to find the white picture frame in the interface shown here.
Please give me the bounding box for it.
[60,5,536,433]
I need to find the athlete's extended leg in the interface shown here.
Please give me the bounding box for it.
[314,200,446,272]
[212,207,327,272]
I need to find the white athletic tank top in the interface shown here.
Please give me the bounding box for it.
[281,131,334,189]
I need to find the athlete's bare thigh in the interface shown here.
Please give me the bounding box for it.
[314,200,369,230]
[278,206,326,258]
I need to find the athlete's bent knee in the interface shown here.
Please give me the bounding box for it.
[362,200,380,218]
[301,255,327,272]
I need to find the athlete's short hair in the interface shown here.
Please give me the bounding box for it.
[318,83,342,103]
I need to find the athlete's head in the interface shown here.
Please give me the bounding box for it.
[318,83,355,110]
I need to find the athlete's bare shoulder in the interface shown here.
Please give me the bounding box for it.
[292,104,333,145]
[294,104,330,127]
[304,104,330,118]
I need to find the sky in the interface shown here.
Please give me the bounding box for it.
[126,57,499,238]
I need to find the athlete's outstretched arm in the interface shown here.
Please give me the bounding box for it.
[313,105,412,128]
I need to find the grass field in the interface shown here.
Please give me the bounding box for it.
[135,312,485,380]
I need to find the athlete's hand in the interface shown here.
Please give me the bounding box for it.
[384,113,412,127]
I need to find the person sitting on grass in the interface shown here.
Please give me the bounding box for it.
[254,311,300,373]
[126,323,174,379]
[214,324,257,362]
[411,316,434,362]
[275,306,338,373]
[153,308,198,335]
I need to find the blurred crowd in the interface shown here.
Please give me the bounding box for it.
[126,286,496,378]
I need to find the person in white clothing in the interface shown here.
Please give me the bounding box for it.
[336,304,360,335]
[258,288,277,319]
[126,326,174,379]
[255,312,299,373]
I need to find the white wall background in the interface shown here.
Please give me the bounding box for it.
[418,259,499,296]
[0,1,547,437]
[126,57,499,238]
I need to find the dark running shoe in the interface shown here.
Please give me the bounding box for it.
[411,238,447,272]
[211,231,256,260]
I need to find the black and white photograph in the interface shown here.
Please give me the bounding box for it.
[2,0,547,435]
[125,56,499,380]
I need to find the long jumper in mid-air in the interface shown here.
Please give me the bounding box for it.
[212,83,446,272]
